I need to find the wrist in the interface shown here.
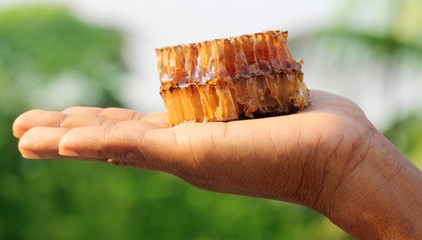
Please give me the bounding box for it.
[327,130,422,239]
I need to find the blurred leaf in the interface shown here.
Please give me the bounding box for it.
[384,112,422,167]
[291,0,422,70]
[296,28,422,63]
[0,5,126,114]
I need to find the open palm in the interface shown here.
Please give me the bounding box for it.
[14,90,422,239]
[13,90,373,213]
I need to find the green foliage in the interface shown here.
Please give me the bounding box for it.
[384,112,422,167]
[2,2,420,240]
[0,5,351,240]
[308,29,422,64]
[290,0,422,71]
[0,155,349,240]
[0,5,125,114]
[0,6,121,76]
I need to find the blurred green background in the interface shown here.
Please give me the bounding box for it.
[0,1,421,239]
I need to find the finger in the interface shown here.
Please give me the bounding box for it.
[58,124,163,164]
[60,114,120,128]
[100,108,146,121]
[18,127,69,159]
[58,125,179,171]
[303,90,366,118]
[63,107,145,121]
[13,110,121,138]
[13,110,66,138]
[115,119,165,129]
[304,90,359,112]
[135,113,168,128]
[18,126,106,161]
[62,115,164,130]
[300,90,334,112]
[63,107,168,128]
[62,106,103,116]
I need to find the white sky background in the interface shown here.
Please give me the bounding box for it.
[1,0,421,130]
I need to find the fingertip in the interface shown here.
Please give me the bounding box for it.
[12,109,66,138]
[58,130,73,153]
[12,110,35,138]
[140,113,169,128]
[12,120,26,138]
[20,149,41,159]
[18,133,41,159]
[18,130,32,151]
[58,146,80,157]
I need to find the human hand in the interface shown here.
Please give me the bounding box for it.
[13,90,422,239]
[13,90,365,203]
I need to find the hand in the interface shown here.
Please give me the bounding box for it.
[13,90,366,203]
[13,90,422,239]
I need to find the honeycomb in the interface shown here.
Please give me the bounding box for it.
[156,30,309,126]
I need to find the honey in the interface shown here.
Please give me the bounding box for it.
[156,30,309,126]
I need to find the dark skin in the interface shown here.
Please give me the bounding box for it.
[13,90,422,239]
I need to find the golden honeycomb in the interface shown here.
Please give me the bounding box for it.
[156,30,309,126]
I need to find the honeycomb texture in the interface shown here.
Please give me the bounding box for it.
[156,30,309,126]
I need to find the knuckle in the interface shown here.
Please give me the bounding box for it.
[101,127,147,166]
[133,113,145,120]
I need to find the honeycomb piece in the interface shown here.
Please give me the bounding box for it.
[156,30,309,126]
